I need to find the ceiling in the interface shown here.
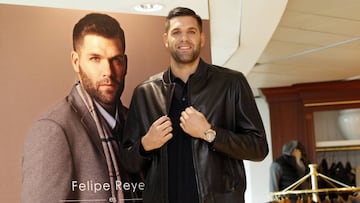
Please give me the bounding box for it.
[248,0,360,96]
[1,0,359,97]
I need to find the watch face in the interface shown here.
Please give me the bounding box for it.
[205,129,216,142]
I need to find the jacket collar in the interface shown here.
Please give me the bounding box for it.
[67,83,103,156]
[163,58,208,84]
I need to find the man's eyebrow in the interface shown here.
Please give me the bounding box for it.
[88,53,102,57]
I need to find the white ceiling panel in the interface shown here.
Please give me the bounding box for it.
[250,0,360,96]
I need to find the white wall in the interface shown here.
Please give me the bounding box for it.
[244,97,273,202]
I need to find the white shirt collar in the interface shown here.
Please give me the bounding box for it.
[93,100,119,129]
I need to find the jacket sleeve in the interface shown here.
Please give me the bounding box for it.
[21,119,73,203]
[211,72,269,161]
[269,162,282,192]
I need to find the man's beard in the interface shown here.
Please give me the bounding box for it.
[170,44,201,64]
[78,65,124,106]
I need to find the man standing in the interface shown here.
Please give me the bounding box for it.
[121,7,268,203]
[270,140,310,202]
[22,13,142,203]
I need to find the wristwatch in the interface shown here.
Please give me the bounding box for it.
[203,128,216,143]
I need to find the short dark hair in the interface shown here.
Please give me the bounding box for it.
[165,7,203,33]
[72,13,125,52]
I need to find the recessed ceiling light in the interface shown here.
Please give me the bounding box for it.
[134,3,164,12]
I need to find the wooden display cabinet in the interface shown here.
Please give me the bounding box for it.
[261,79,360,163]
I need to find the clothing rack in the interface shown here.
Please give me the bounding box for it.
[271,164,360,202]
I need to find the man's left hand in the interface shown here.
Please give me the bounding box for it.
[180,106,211,139]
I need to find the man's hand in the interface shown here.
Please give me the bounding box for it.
[141,116,173,151]
[180,106,211,139]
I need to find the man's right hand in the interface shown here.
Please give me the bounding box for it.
[141,116,173,151]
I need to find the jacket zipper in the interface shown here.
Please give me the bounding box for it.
[187,78,203,203]
[164,83,175,203]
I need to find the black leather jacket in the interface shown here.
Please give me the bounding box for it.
[121,59,269,203]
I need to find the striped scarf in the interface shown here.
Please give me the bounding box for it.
[76,83,124,203]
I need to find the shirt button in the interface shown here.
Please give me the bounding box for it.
[182,97,186,102]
